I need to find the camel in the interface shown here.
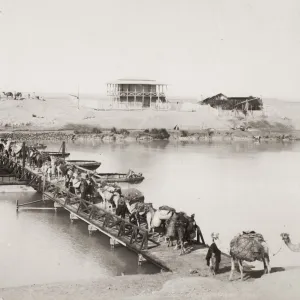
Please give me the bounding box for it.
[30,151,44,168]
[130,202,156,229]
[229,231,271,281]
[14,92,22,100]
[97,185,121,210]
[165,212,196,255]
[280,233,300,252]
[2,92,13,99]
[130,204,175,242]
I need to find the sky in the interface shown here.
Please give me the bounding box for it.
[0,0,299,99]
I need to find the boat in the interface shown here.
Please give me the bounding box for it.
[41,151,71,158]
[66,160,101,171]
[31,143,47,150]
[95,170,144,184]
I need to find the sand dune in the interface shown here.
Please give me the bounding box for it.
[0,97,298,131]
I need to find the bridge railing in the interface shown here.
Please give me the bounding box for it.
[0,153,151,250]
[78,199,149,250]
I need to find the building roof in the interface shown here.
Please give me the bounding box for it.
[107,79,168,85]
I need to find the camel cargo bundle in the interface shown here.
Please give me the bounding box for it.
[159,205,176,212]
[230,231,266,262]
[166,214,177,238]
[121,188,144,205]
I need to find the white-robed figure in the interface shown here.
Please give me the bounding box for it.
[4,138,12,157]
[72,172,81,195]
[41,162,49,183]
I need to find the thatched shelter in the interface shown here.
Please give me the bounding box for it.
[200,93,263,111]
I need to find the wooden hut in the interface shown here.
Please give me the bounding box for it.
[200,93,263,111]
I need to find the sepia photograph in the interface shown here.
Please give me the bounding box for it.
[0,0,299,299]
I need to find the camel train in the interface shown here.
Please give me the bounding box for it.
[2,92,23,100]
[1,91,44,100]
[0,139,200,256]
[1,139,299,280]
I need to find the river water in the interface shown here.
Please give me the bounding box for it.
[1,139,300,288]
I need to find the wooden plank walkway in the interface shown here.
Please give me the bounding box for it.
[0,152,209,274]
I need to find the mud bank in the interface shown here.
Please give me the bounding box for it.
[0,127,299,143]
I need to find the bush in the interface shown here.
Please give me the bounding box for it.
[180,130,188,137]
[119,128,129,136]
[144,129,149,133]
[92,127,102,134]
[110,127,130,135]
[149,128,170,140]
[150,128,159,134]
[32,114,37,117]
[62,123,101,134]
[111,127,117,134]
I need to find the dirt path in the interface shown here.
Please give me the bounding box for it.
[1,267,299,300]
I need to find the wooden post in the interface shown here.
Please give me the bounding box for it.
[142,86,144,108]
[62,141,65,160]
[16,199,19,211]
[134,86,136,108]
[126,88,129,109]
[22,142,26,176]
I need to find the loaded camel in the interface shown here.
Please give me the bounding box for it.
[229,231,271,281]
[280,233,300,252]
[165,211,197,255]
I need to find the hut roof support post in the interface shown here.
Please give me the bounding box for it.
[149,91,152,110]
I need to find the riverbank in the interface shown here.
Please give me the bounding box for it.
[1,96,300,143]
[0,125,299,143]
[1,267,300,300]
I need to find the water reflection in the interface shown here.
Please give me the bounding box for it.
[2,138,300,288]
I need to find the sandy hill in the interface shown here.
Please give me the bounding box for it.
[0,97,298,131]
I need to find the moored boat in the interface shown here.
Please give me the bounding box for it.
[96,170,144,184]
[32,143,47,150]
[41,151,71,158]
[66,160,101,171]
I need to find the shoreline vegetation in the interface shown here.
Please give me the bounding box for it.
[0,121,298,143]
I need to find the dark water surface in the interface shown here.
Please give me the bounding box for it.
[1,139,300,288]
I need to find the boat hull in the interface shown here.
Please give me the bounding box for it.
[66,160,101,171]
[42,151,71,158]
[96,173,144,184]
